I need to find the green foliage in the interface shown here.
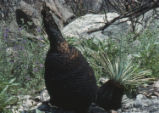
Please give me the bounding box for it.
[0,22,47,112]
[0,25,46,94]
[0,19,159,112]
[0,78,19,112]
[67,28,159,88]
[95,53,152,86]
[133,30,159,78]
[67,37,153,87]
[67,38,121,81]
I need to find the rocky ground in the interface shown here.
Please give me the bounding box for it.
[118,80,159,113]
[10,80,159,113]
[119,94,159,113]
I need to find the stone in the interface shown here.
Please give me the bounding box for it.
[16,1,41,34]
[136,94,147,100]
[39,89,50,102]
[153,80,159,88]
[136,8,159,33]
[62,13,121,39]
[98,78,109,85]
[45,0,75,28]
[119,92,159,113]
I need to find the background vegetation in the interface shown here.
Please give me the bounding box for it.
[0,22,159,112]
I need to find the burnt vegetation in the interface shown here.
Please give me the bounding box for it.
[41,3,125,112]
[41,4,98,113]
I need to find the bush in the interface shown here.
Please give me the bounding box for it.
[133,30,159,78]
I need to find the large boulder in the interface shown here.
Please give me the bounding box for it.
[62,8,159,40]
[62,13,131,39]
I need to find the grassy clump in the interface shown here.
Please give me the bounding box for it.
[0,78,19,112]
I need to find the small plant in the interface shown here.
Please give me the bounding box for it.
[0,78,19,112]
[133,30,159,78]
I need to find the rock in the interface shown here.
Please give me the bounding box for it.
[119,93,159,113]
[44,0,75,27]
[65,0,103,15]
[98,78,109,85]
[136,8,159,33]
[136,94,147,100]
[16,1,41,34]
[151,96,158,99]
[103,21,130,39]
[39,89,50,102]
[17,95,38,111]
[62,13,125,39]
[62,7,159,40]
[15,0,75,34]
[153,80,159,89]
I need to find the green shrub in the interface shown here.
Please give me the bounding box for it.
[133,30,159,78]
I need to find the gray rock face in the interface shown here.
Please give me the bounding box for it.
[136,8,159,33]
[62,7,159,40]
[15,0,75,29]
[16,1,40,33]
[62,13,123,39]
[82,0,103,12]
[44,0,75,27]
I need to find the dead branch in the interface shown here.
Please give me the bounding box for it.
[87,0,159,34]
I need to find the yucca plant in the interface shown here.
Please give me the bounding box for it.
[94,51,152,110]
[97,52,152,85]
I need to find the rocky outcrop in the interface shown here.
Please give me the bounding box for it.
[62,8,159,40]
[15,0,74,31]
[16,1,40,33]
[2,0,159,39]
[62,13,130,39]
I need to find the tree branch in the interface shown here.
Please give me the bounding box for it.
[87,0,159,34]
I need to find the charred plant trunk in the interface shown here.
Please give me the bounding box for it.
[41,3,97,113]
[96,80,124,111]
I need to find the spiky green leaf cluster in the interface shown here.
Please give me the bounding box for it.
[95,52,152,86]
